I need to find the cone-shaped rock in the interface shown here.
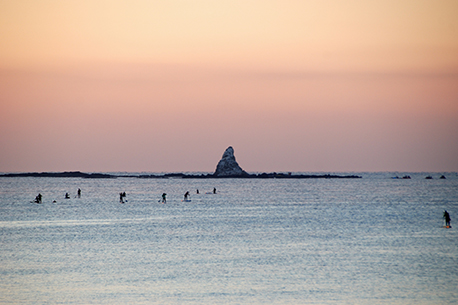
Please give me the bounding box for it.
[214,146,248,177]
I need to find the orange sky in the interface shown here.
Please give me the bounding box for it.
[1,0,457,172]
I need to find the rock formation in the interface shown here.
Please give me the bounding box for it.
[214,146,248,177]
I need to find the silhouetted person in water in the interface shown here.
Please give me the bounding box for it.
[196,189,199,194]
[65,193,70,199]
[120,192,126,203]
[213,188,217,194]
[444,210,451,227]
[77,188,81,198]
[162,193,167,203]
[184,191,190,200]
[35,193,42,204]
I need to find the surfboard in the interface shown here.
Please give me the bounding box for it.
[182,199,191,202]
[443,225,452,229]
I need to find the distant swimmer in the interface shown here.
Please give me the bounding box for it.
[65,193,70,199]
[77,188,81,198]
[162,193,167,203]
[213,187,217,194]
[443,210,451,227]
[184,191,190,201]
[196,189,200,194]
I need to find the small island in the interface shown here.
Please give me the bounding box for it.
[0,171,115,179]
[0,147,362,179]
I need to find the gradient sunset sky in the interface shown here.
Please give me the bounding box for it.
[1,0,457,173]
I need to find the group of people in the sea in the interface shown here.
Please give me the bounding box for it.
[33,187,218,205]
[119,188,217,204]
[161,188,217,204]
[33,188,82,203]
[31,189,452,228]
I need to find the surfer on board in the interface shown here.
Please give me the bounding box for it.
[184,191,190,201]
[162,193,167,204]
[120,192,126,203]
[444,210,451,227]
[34,193,42,204]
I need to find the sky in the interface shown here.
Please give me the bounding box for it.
[1,0,457,173]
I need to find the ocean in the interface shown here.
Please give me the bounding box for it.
[1,172,457,304]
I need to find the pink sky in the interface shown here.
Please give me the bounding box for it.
[1,0,457,172]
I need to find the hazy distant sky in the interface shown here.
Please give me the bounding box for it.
[1,0,457,172]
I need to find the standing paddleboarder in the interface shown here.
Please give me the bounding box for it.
[443,210,451,227]
[184,191,190,201]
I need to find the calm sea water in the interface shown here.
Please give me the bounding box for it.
[1,172,457,304]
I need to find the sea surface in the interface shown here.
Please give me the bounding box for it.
[1,172,457,304]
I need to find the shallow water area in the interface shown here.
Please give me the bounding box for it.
[1,172,457,304]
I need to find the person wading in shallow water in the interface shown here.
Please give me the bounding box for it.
[162,193,167,203]
[443,210,451,227]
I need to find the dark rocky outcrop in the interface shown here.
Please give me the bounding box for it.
[213,146,248,177]
[0,147,363,179]
[0,171,361,179]
[0,171,115,179]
